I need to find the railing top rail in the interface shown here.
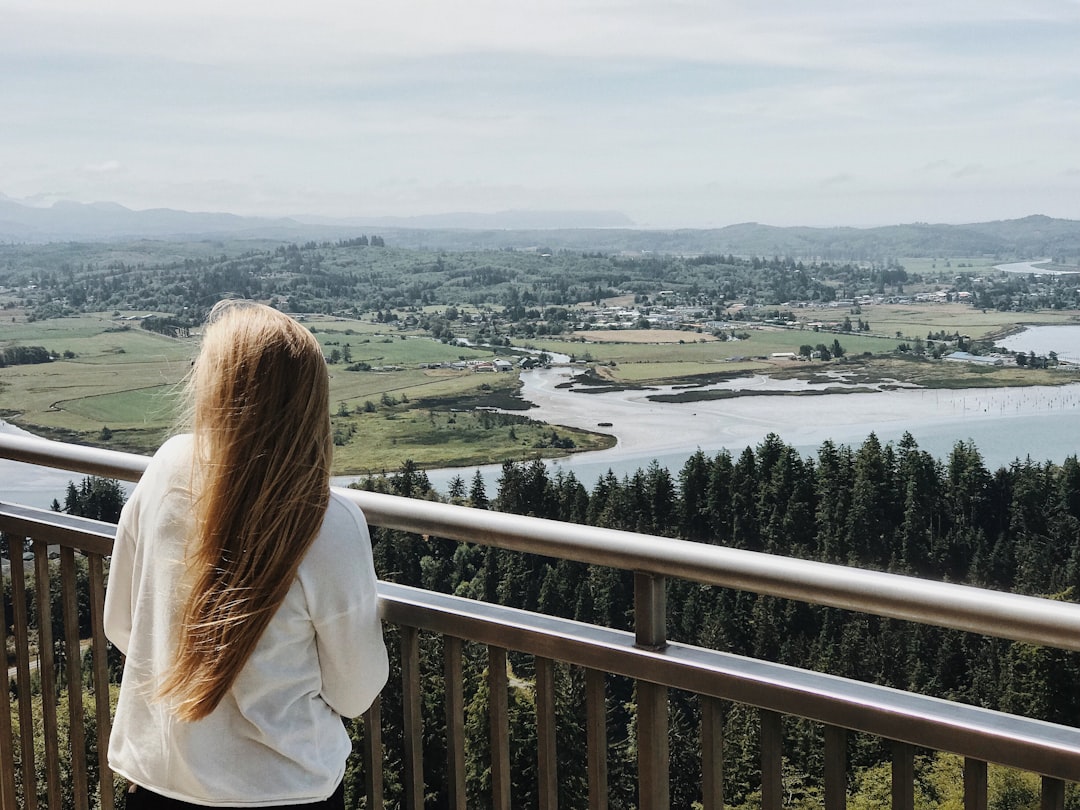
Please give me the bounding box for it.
[5,432,1080,652]
[381,580,1080,781]
[1,431,149,482]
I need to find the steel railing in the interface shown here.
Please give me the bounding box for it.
[3,432,1080,810]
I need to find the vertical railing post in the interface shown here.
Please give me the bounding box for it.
[362,698,384,810]
[634,572,669,810]
[401,626,423,810]
[444,637,466,810]
[1042,777,1065,810]
[586,668,608,810]
[760,710,783,810]
[0,535,17,810]
[892,742,914,810]
[60,548,89,810]
[964,758,987,810]
[536,657,558,810]
[34,542,62,810]
[701,697,723,810]
[489,646,511,810]
[824,726,847,810]
[88,553,115,810]
[8,549,37,810]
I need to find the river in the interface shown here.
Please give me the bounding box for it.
[419,370,1080,494]
[994,260,1079,277]
[998,324,1080,364]
[418,323,1080,491]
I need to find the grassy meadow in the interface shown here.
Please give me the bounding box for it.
[329,408,612,474]
[0,312,613,470]
[0,313,194,446]
[529,326,905,386]
[848,303,1080,343]
[5,303,1080,470]
[897,257,1003,276]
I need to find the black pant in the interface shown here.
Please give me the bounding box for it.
[125,781,345,810]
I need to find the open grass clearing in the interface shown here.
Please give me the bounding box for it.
[898,257,1003,276]
[304,316,391,335]
[853,304,1080,342]
[535,328,901,365]
[768,356,1080,389]
[306,316,501,367]
[571,329,720,344]
[530,336,745,364]
[3,359,186,424]
[60,386,179,424]
[1,314,185,347]
[1,314,564,469]
[865,357,1079,388]
[330,408,613,474]
[319,335,490,367]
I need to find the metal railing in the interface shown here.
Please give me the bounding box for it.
[3,431,1080,809]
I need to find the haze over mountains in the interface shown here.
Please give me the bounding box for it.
[0,196,634,241]
[2,194,1080,260]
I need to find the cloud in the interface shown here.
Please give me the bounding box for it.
[10,0,1076,80]
[951,164,985,180]
[82,160,122,174]
[4,1,1080,226]
[818,173,856,188]
[918,160,954,173]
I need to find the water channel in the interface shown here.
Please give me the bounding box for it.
[994,260,1080,277]
[418,323,1080,492]
[420,373,1080,495]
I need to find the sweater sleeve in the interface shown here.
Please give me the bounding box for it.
[104,476,141,655]
[307,496,388,718]
[103,434,189,656]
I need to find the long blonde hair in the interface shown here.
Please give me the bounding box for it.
[161,300,332,721]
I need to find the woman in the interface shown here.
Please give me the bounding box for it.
[104,300,388,808]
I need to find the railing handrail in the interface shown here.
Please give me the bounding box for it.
[4,431,1080,652]
[5,498,1080,784]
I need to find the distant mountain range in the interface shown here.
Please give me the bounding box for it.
[1,195,1079,259]
[0,197,635,242]
[293,209,636,230]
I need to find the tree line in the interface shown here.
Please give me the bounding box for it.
[0,345,53,366]
[2,239,905,330]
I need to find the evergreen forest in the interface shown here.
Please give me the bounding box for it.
[352,432,1080,809]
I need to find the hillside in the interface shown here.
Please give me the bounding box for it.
[2,196,1080,259]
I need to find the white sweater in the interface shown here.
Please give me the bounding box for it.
[104,435,388,806]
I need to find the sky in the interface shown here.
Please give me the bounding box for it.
[3,0,1080,228]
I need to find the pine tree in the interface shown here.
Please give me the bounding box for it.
[468,470,489,510]
[677,450,713,542]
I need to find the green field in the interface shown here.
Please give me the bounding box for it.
[329,407,613,474]
[0,313,614,470]
[526,327,904,386]
[60,386,180,423]
[0,315,194,441]
[5,306,1080,469]
[853,303,1080,343]
[897,257,1002,276]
